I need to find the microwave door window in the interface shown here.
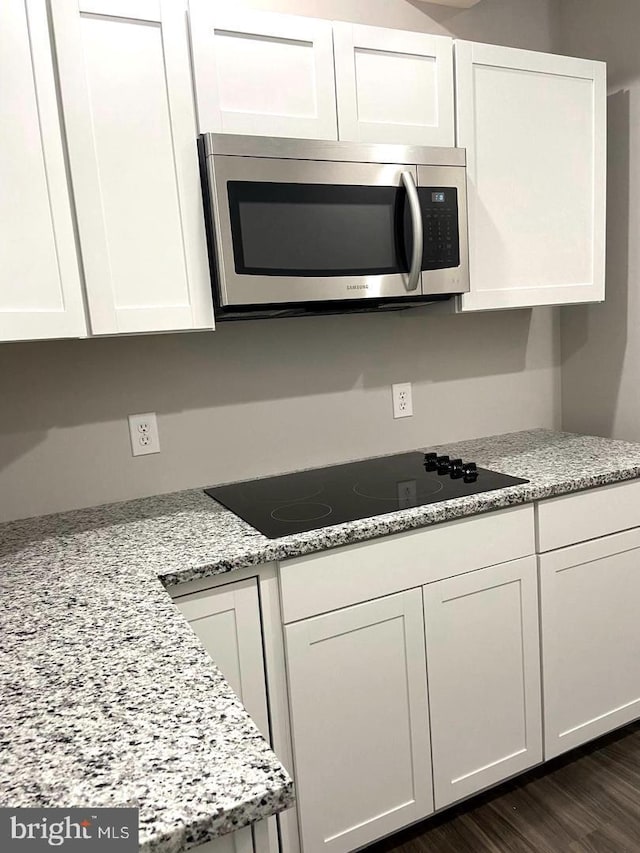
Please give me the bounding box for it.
[227,182,410,277]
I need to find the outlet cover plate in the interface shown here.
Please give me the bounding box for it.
[392,383,413,419]
[128,412,160,456]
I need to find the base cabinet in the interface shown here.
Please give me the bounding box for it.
[424,556,543,809]
[285,589,433,853]
[171,486,640,853]
[195,827,254,853]
[540,527,640,759]
[175,577,270,739]
[174,577,278,853]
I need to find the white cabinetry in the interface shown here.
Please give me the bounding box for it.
[333,24,454,146]
[0,0,86,342]
[424,556,542,809]
[188,9,454,147]
[175,577,270,739]
[174,577,277,853]
[281,506,538,853]
[194,827,255,853]
[51,0,213,335]
[536,478,640,552]
[539,527,640,759]
[285,590,433,853]
[455,41,606,311]
[189,4,337,140]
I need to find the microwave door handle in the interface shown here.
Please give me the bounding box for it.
[401,171,422,292]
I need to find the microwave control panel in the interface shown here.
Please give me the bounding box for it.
[419,187,460,270]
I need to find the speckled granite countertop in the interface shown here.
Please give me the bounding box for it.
[157,427,640,586]
[2,428,640,852]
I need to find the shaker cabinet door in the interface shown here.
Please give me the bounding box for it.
[51,0,213,335]
[175,577,270,742]
[333,23,454,147]
[455,40,606,311]
[175,577,278,853]
[189,3,338,140]
[285,589,433,853]
[424,556,543,809]
[193,828,255,853]
[540,528,640,759]
[0,0,86,342]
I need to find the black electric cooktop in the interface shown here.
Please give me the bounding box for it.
[205,451,529,539]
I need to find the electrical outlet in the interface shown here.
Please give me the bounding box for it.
[392,383,413,419]
[128,412,160,456]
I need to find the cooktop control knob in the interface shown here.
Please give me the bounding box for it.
[423,452,438,471]
[449,458,464,478]
[436,455,451,474]
[463,461,478,482]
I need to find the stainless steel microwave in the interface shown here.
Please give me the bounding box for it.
[199,134,469,318]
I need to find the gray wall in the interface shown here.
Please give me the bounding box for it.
[558,0,640,442]
[0,0,561,523]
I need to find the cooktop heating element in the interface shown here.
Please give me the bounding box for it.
[205,451,529,539]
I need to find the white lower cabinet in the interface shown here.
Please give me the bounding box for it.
[195,827,254,853]
[423,556,543,809]
[175,577,270,739]
[539,526,640,759]
[285,589,433,853]
[174,577,278,853]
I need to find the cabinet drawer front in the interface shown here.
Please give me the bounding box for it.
[424,556,542,809]
[285,589,433,853]
[540,527,640,758]
[280,505,535,623]
[536,478,640,551]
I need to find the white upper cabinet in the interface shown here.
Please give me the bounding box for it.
[189,3,338,140]
[51,0,213,335]
[455,41,606,311]
[0,0,86,342]
[333,23,454,146]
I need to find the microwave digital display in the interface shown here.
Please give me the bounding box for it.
[432,192,446,203]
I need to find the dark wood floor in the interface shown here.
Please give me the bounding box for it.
[366,722,640,853]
